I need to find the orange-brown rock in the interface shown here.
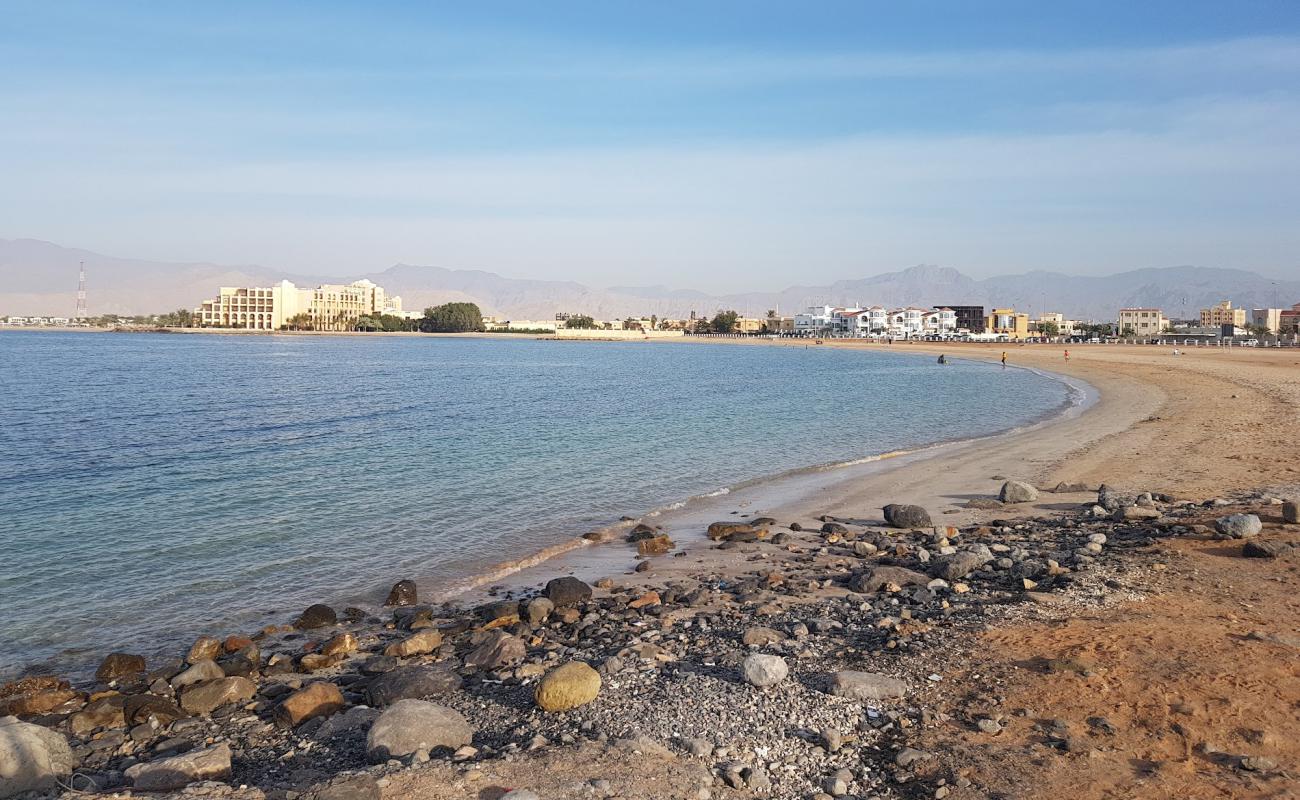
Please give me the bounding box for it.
[320,632,358,657]
[274,681,345,727]
[628,591,661,609]
[187,636,222,664]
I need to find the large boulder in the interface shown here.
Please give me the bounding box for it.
[170,659,225,689]
[544,577,592,607]
[275,682,345,728]
[124,695,187,726]
[463,631,526,671]
[1096,484,1133,512]
[179,677,256,715]
[366,665,463,707]
[365,700,473,762]
[998,481,1039,503]
[69,696,126,735]
[187,636,223,664]
[882,504,931,529]
[0,687,80,717]
[535,661,601,712]
[847,566,930,593]
[828,671,908,701]
[384,580,418,607]
[383,630,442,659]
[1284,500,1299,524]
[294,604,338,630]
[125,743,231,791]
[0,716,76,798]
[740,655,788,688]
[1215,514,1262,538]
[525,597,554,626]
[95,652,146,682]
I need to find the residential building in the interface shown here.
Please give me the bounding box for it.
[195,279,401,330]
[735,317,767,334]
[1279,303,1300,334]
[937,305,985,333]
[794,305,837,335]
[1251,308,1283,334]
[986,308,1030,339]
[1117,308,1168,336]
[1200,300,1246,328]
[1031,312,1077,336]
[763,316,794,333]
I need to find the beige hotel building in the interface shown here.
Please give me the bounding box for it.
[195,279,402,330]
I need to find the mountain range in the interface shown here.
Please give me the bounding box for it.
[2,238,1297,323]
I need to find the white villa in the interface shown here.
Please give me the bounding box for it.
[793,304,958,338]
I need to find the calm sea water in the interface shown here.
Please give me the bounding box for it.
[0,332,1072,677]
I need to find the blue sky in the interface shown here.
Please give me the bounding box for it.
[3,1,1298,288]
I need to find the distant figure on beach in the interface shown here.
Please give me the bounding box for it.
[1172,348,1181,356]
[937,354,947,364]
[1001,351,1007,368]
[1064,349,1070,361]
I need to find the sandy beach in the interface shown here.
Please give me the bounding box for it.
[3,340,1297,800]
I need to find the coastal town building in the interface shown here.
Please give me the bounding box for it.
[764,316,795,333]
[1117,307,1168,336]
[937,305,985,333]
[1030,312,1077,336]
[794,305,837,335]
[1199,300,1246,328]
[1251,308,1283,334]
[1277,303,1300,334]
[985,308,1030,339]
[194,279,401,330]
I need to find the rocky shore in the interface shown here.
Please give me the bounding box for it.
[2,485,1296,800]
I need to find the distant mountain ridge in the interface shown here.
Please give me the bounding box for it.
[2,238,1297,322]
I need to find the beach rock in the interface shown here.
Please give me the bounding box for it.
[882,504,931,529]
[180,677,256,715]
[476,599,520,625]
[535,661,601,712]
[740,654,788,687]
[365,699,473,762]
[0,687,80,717]
[1113,506,1161,521]
[828,670,907,701]
[384,579,418,607]
[96,652,146,682]
[124,694,187,726]
[294,604,338,630]
[931,551,990,581]
[1053,482,1089,493]
[321,632,358,657]
[998,481,1039,503]
[706,521,761,541]
[1284,500,1299,524]
[307,776,382,800]
[464,631,526,670]
[0,716,76,797]
[526,597,554,626]
[637,534,675,555]
[186,637,222,664]
[366,665,463,707]
[0,677,66,700]
[742,627,784,647]
[1096,484,1133,512]
[171,659,225,689]
[125,742,231,791]
[544,576,592,607]
[275,682,345,728]
[69,696,126,734]
[384,629,443,658]
[1242,540,1288,559]
[966,498,1004,510]
[1215,514,1262,538]
[848,566,930,593]
[313,705,380,741]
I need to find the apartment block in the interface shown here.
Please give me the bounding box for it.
[1117,308,1168,336]
[195,279,401,330]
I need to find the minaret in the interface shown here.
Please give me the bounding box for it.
[75,261,88,320]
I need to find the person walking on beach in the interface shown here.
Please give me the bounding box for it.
[1064,349,1070,361]
[1001,351,1007,368]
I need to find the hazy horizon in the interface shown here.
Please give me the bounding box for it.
[4,2,1299,289]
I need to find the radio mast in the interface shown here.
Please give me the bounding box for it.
[75,261,88,320]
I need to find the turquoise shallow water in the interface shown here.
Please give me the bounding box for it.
[0,333,1073,677]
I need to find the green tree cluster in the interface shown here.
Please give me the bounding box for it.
[420,302,484,333]
[356,314,417,332]
[710,310,739,333]
[563,315,599,329]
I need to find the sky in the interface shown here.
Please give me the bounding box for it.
[3,0,1299,290]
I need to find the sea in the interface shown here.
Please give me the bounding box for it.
[0,332,1079,678]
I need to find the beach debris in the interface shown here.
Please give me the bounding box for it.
[998,480,1040,503]
[366,699,473,762]
[384,579,418,607]
[535,661,601,711]
[882,503,932,529]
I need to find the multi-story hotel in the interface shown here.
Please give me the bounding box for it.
[1199,300,1246,328]
[1117,307,1168,336]
[195,279,402,330]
